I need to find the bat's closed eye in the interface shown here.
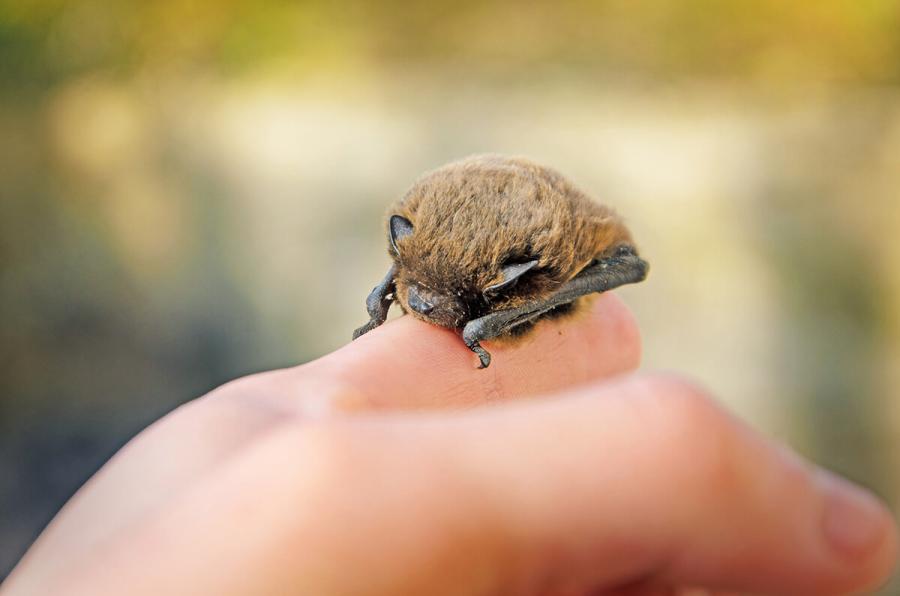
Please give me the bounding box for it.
[483,258,539,297]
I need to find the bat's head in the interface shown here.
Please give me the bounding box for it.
[387,214,545,329]
[381,155,622,330]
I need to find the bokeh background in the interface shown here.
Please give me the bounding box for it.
[2,0,900,588]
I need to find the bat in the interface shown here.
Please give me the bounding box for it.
[352,154,649,368]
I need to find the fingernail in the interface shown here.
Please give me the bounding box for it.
[820,472,890,559]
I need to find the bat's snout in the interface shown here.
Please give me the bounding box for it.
[401,283,467,329]
[407,286,434,315]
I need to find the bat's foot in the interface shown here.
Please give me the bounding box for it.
[462,323,493,369]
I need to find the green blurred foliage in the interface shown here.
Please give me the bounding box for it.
[2,0,899,89]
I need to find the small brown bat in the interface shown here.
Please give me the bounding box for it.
[353,154,648,368]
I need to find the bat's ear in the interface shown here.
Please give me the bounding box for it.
[389,215,414,253]
[484,259,539,296]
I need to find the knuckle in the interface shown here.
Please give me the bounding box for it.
[282,419,361,465]
[637,373,719,430]
[638,374,746,496]
[273,420,367,491]
[653,375,721,431]
[275,419,427,495]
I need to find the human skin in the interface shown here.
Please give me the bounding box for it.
[1,294,896,596]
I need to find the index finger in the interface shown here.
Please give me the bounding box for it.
[299,292,641,411]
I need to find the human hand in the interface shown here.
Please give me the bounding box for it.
[2,294,896,596]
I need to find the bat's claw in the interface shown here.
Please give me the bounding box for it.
[470,342,492,368]
[352,320,378,340]
[462,322,492,368]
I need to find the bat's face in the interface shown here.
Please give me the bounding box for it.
[388,215,541,330]
[393,276,470,328]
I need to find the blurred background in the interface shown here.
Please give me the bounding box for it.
[2,0,900,588]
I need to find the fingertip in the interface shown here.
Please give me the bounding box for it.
[481,292,642,393]
[875,513,900,592]
[318,315,478,409]
[589,292,643,369]
[816,471,900,594]
[518,372,898,596]
[314,292,643,409]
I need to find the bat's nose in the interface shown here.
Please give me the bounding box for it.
[407,286,434,315]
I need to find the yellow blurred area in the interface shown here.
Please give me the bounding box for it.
[3,0,899,84]
[1,1,899,590]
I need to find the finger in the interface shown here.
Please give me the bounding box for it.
[0,294,639,590]
[44,374,897,596]
[414,373,898,595]
[326,373,897,595]
[299,292,642,411]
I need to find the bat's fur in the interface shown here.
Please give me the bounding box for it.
[387,154,634,332]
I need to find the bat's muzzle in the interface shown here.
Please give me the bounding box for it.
[402,283,467,328]
[407,286,434,315]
